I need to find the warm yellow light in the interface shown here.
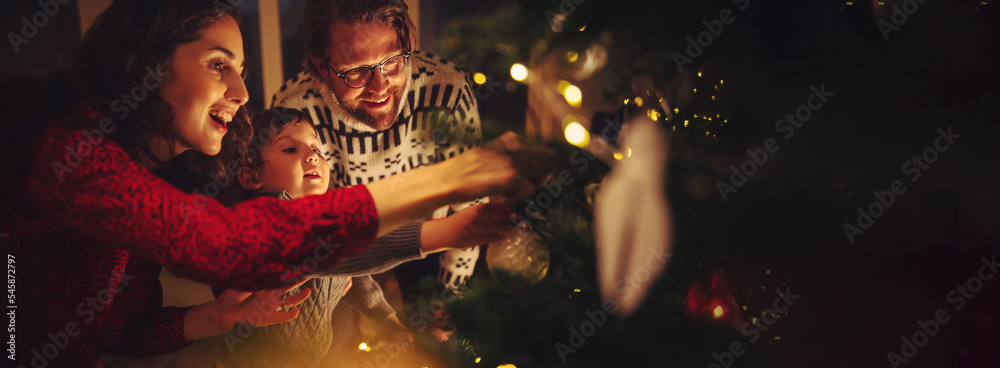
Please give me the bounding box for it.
[613,152,624,160]
[497,365,517,368]
[510,64,528,81]
[683,120,689,127]
[693,88,697,93]
[578,24,587,31]
[473,73,487,85]
[567,51,579,62]
[564,122,590,147]
[711,96,716,100]
[713,305,725,319]
[624,98,630,105]
[563,84,582,107]
[698,71,703,77]
[573,288,581,293]
[475,357,482,363]
[358,342,369,351]
[627,148,632,157]
[673,108,679,113]
[634,97,643,107]
[720,80,725,84]
[647,109,661,121]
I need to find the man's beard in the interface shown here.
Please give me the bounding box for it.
[336,86,404,131]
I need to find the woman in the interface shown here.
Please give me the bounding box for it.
[0,1,546,366]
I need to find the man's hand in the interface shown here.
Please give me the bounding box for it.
[421,203,513,253]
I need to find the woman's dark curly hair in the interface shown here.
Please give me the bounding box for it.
[0,0,253,208]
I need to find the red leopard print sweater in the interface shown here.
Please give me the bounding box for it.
[4,106,378,367]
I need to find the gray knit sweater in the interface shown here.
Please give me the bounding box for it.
[218,191,425,368]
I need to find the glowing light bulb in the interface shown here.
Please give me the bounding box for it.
[647,109,661,121]
[614,152,624,160]
[473,73,487,85]
[713,305,725,319]
[476,358,482,363]
[563,84,582,107]
[564,122,590,147]
[359,342,369,351]
[510,64,528,81]
[566,51,579,62]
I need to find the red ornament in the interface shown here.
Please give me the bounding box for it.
[686,269,744,329]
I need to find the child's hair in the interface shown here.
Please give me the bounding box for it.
[222,106,317,204]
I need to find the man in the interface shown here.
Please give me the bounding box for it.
[271,0,498,351]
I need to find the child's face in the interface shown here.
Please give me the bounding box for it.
[159,15,249,156]
[257,120,329,198]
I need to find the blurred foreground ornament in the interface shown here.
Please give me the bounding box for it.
[594,114,673,318]
[487,222,550,284]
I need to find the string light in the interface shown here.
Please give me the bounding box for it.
[634,97,643,107]
[497,364,517,368]
[647,109,661,121]
[564,122,590,147]
[510,63,528,81]
[566,51,579,62]
[358,342,370,351]
[473,73,487,85]
[614,152,624,160]
[712,305,724,319]
[697,71,703,77]
[562,84,582,107]
[476,357,482,363]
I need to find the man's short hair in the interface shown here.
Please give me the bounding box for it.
[302,0,417,80]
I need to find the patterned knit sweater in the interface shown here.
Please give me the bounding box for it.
[3,106,379,367]
[218,191,425,368]
[272,51,484,288]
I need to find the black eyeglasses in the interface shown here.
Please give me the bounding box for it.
[328,52,411,89]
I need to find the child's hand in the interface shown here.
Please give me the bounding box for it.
[421,203,513,253]
[214,278,313,331]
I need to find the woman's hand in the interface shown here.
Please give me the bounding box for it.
[365,131,554,237]
[184,278,313,341]
[215,278,313,331]
[448,132,556,202]
[420,203,514,253]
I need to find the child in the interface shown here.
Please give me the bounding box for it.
[217,107,512,367]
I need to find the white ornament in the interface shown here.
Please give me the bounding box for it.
[594,116,673,318]
[486,222,550,285]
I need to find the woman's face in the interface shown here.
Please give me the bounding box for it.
[159,14,249,156]
[257,120,330,199]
